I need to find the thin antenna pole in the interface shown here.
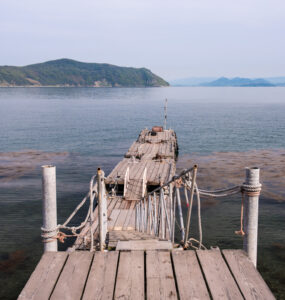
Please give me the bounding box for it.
[164,98,167,130]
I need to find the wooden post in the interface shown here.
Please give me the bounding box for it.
[89,175,96,252]
[160,190,165,239]
[243,167,262,267]
[153,193,157,235]
[41,165,57,252]
[184,165,197,247]
[97,168,107,251]
[176,187,185,242]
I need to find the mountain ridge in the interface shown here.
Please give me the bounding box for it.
[0,59,169,87]
[170,76,285,86]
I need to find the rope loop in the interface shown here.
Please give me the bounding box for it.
[242,183,262,196]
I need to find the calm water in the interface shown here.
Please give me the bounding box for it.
[0,87,284,299]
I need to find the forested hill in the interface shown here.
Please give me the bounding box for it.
[0,59,169,87]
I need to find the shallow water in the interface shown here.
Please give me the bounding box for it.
[0,87,284,299]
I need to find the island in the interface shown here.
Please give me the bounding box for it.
[0,59,169,87]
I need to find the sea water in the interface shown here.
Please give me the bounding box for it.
[0,87,284,299]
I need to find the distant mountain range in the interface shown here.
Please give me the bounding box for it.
[170,76,285,87]
[0,59,169,87]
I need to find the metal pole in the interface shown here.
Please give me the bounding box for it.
[42,165,57,252]
[184,165,198,247]
[243,167,261,267]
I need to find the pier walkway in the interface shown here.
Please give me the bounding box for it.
[18,127,276,299]
[19,249,274,300]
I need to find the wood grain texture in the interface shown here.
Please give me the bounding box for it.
[116,240,172,250]
[172,250,210,300]
[18,252,68,300]
[146,250,178,299]
[114,251,144,300]
[82,251,119,300]
[196,249,243,300]
[50,252,93,300]
[223,250,275,300]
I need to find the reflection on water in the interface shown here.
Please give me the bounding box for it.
[0,150,68,182]
[177,149,285,202]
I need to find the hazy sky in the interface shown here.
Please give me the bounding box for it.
[1,0,284,80]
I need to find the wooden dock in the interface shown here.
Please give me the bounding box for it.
[19,249,274,300]
[105,128,178,200]
[18,127,276,299]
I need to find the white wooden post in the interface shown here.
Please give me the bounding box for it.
[41,165,57,252]
[184,165,197,247]
[89,175,96,252]
[243,167,262,267]
[176,187,185,242]
[124,167,130,197]
[97,168,107,251]
[142,167,147,197]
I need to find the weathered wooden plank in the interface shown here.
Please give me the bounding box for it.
[50,252,93,300]
[172,250,210,300]
[196,250,243,300]
[82,251,119,300]
[114,251,144,300]
[108,199,123,230]
[123,201,136,230]
[223,250,275,300]
[116,240,172,250]
[126,202,136,229]
[146,251,177,299]
[113,201,131,230]
[18,252,68,300]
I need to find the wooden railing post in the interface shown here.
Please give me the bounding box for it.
[243,167,261,267]
[97,168,107,251]
[41,165,57,252]
[89,175,96,252]
[124,167,129,197]
[184,165,197,247]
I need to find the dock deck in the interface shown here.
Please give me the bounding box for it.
[106,128,178,200]
[18,127,276,299]
[19,249,274,300]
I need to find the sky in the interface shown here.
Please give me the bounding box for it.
[0,0,284,80]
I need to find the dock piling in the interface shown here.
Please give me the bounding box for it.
[243,167,261,267]
[41,165,57,252]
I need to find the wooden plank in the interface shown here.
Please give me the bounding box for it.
[222,250,275,300]
[146,251,177,299]
[108,199,123,230]
[114,251,144,300]
[50,252,93,300]
[123,201,136,230]
[18,252,68,300]
[82,251,119,300]
[172,250,210,300]
[196,250,243,300]
[126,202,136,230]
[113,201,131,230]
[116,240,172,250]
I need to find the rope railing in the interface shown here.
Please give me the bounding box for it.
[135,164,251,250]
[42,175,99,244]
